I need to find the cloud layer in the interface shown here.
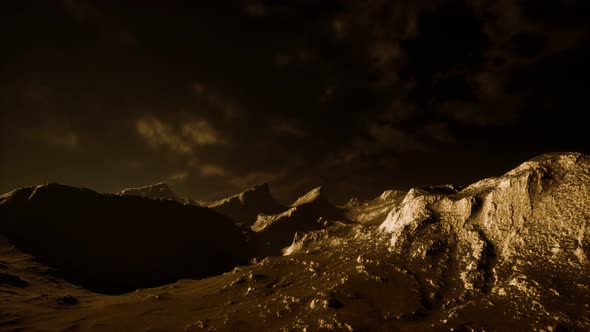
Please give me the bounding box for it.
[1,1,588,203]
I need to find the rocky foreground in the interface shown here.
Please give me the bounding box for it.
[0,152,588,331]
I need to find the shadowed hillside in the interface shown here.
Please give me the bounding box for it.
[0,183,253,294]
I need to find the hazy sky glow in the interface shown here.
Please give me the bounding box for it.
[1,1,589,203]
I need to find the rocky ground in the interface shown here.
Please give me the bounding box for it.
[0,152,588,331]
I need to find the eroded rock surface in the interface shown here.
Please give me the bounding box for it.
[344,189,406,225]
[380,152,590,327]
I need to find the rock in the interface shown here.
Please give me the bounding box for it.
[119,183,189,203]
[185,320,207,331]
[0,272,28,288]
[380,152,590,318]
[345,189,406,225]
[379,190,406,201]
[56,295,78,305]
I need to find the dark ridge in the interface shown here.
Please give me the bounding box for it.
[0,183,254,294]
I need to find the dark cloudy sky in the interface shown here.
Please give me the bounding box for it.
[1,0,589,204]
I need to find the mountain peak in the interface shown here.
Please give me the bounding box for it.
[237,183,271,203]
[291,187,323,207]
[509,151,584,175]
[208,183,285,225]
[119,182,179,201]
[210,183,274,207]
[379,190,405,201]
[249,182,270,192]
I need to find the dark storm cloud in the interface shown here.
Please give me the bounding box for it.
[16,117,80,151]
[1,1,588,203]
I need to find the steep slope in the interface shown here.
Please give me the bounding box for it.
[252,187,346,256]
[280,189,407,256]
[380,152,590,328]
[0,183,253,294]
[206,183,285,225]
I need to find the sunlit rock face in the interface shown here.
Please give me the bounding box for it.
[344,189,406,225]
[0,183,253,294]
[380,152,590,323]
[206,183,285,226]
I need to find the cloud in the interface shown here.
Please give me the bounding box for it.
[191,83,240,120]
[181,121,224,145]
[136,115,225,155]
[61,0,136,47]
[368,123,427,153]
[274,49,317,67]
[17,118,80,150]
[61,0,101,22]
[420,122,454,143]
[244,1,266,17]
[167,171,189,183]
[271,122,307,138]
[136,116,192,154]
[200,164,226,177]
[228,170,286,190]
[330,120,453,169]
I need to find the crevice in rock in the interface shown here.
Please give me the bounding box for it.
[472,226,497,295]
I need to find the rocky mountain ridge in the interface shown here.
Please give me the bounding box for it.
[0,152,588,331]
[205,183,285,226]
[119,182,189,204]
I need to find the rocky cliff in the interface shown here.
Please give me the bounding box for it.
[380,152,590,327]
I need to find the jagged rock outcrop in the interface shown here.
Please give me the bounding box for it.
[206,183,285,225]
[283,189,408,256]
[118,182,191,204]
[252,187,346,256]
[379,152,590,325]
[344,189,406,225]
[0,183,253,294]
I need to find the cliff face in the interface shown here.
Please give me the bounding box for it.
[380,152,590,324]
[0,183,253,294]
